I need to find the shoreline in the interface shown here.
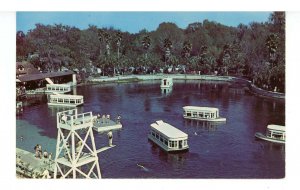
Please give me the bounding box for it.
[87,74,285,100]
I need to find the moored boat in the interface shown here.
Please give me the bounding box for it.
[160,77,173,88]
[48,94,84,107]
[45,84,71,94]
[183,106,226,122]
[148,120,189,152]
[255,124,285,144]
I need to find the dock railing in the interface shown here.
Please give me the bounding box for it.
[57,109,93,129]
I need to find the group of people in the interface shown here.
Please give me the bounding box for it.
[34,144,51,160]
[95,113,121,124]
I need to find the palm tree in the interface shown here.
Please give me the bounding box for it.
[142,35,151,59]
[115,31,122,59]
[181,41,192,59]
[97,29,105,55]
[163,38,172,66]
[265,33,279,65]
[115,31,122,75]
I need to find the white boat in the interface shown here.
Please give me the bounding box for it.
[183,106,226,122]
[48,94,84,107]
[148,120,189,152]
[160,78,173,88]
[255,124,285,144]
[16,101,23,114]
[45,84,71,94]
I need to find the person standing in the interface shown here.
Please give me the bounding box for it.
[107,131,113,147]
[117,115,121,124]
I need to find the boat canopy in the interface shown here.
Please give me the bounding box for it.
[267,124,285,132]
[150,120,187,139]
[183,106,219,112]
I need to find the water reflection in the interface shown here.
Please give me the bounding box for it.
[184,119,225,132]
[150,141,188,166]
[161,87,173,96]
[48,106,84,117]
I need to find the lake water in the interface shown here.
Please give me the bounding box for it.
[16,80,285,178]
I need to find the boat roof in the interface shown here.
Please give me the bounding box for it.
[50,94,83,99]
[267,124,285,132]
[183,106,219,112]
[150,120,188,139]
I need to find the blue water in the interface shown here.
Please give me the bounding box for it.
[16,80,285,178]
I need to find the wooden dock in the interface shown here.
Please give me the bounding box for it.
[16,148,55,178]
[93,118,122,133]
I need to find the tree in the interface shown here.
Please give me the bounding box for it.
[163,38,172,66]
[142,35,151,59]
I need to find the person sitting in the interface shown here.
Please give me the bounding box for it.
[61,114,67,124]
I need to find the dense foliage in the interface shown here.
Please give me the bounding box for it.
[16,12,285,92]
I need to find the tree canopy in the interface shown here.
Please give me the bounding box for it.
[16,12,285,92]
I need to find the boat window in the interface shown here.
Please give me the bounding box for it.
[64,99,70,103]
[187,112,191,117]
[212,113,215,118]
[164,140,168,146]
[272,132,284,139]
[159,136,163,142]
[58,98,63,103]
[193,112,197,117]
[174,141,177,148]
[155,133,159,139]
[199,112,203,118]
[151,131,155,136]
[70,99,75,104]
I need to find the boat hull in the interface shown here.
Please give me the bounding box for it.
[255,132,285,144]
[148,135,189,152]
[45,90,70,94]
[47,103,83,107]
[183,116,226,122]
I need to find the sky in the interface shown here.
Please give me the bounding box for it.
[17,12,272,34]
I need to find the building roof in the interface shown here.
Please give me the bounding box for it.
[183,106,219,112]
[18,71,74,82]
[150,120,188,139]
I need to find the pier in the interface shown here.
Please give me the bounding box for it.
[93,117,122,133]
[16,148,55,178]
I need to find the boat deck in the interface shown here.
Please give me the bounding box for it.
[93,118,122,133]
[16,148,55,178]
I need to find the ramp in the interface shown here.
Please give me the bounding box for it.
[45,78,54,84]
